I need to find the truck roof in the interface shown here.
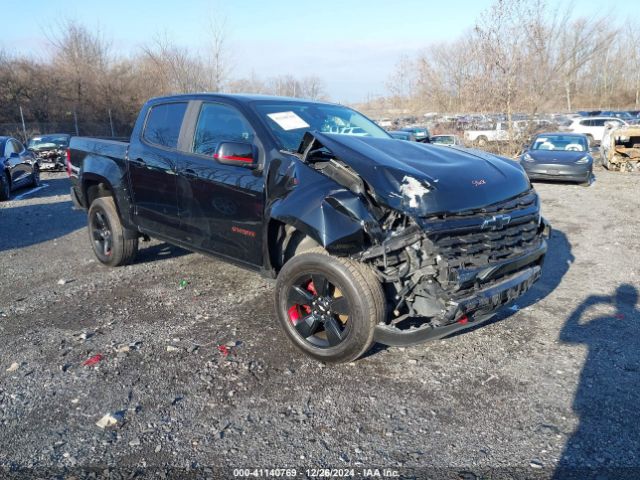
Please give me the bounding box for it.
[148,93,335,105]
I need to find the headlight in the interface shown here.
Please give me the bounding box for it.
[575,155,591,164]
[522,152,535,162]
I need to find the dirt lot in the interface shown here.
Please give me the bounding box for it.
[1,169,639,479]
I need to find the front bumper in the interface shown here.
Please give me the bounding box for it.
[523,162,591,182]
[375,259,543,346]
[374,218,550,347]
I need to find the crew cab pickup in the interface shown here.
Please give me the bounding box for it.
[69,94,550,363]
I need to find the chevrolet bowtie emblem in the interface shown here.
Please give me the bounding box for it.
[481,214,511,230]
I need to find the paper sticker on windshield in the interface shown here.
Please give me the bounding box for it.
[267,111,310,131]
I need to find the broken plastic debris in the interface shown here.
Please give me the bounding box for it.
[166,345,180,352]
[57,279,67,285]
[6,362,19,372]
[217,345,230,356]
[82,354,104,367]
[178,279,189,290]
[95,412,124,429]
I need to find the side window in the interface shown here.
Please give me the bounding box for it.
[13,140,24,152]
[143,102,188,149]
[192,103,254,156]
[593,119,605,127]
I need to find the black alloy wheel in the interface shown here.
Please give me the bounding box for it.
[31,165,40,187]
[275,249,385,363]
[286,273,352,348]
[91,209,114,259]
[0,173,10,201]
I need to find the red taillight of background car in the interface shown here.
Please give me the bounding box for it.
[65,148,72,177]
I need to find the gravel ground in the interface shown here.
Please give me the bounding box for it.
[0,169,638,479]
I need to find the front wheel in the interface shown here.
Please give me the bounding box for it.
[0,173,10,201]
[30,165,40,187]
[275,249,385,363]
[87,197,138,267]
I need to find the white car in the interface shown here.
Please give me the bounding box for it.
[567,117,627,144]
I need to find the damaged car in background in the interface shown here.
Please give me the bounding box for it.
[68,94,550,363]
[600,123,640,172]
[27,133,70,171]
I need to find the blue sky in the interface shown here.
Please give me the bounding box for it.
[2,0,636,102]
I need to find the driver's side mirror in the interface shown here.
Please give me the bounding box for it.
[214,142,257,168]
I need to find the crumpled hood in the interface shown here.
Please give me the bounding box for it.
[308,132,531,216]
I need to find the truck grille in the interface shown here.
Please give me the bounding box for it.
[421,191,542,269]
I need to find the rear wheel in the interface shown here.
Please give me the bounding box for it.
[88,197,138,267]
[30,165,40,187]
[275,249,385,363]
[0,173,10,201]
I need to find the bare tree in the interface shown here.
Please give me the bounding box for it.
[205,14,231,92]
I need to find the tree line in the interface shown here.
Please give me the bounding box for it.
[2,0,639,141]
[363,0,640,124]
[0,19,326,139]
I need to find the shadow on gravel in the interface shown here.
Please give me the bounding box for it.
[8,176,71,199]
[0,200,85,252]
[134,242,191,264]
[448,227,574,338]
[554,284,640,478]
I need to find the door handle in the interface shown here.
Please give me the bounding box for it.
[130,157,146,165]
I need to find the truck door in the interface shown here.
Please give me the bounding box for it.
[127,101,187,239]
[176,101,264,267]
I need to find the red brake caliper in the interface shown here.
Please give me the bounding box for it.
[288,280,316,325]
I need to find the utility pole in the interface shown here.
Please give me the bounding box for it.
[73,110,79,136]
[108,109,115,137]
[19,106,27,142]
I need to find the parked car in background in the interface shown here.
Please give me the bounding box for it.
[567,117,627,144]
[431,134,463,146]
[519,133,593,185]
[1,136,40,200]
[464,122,512,146]
[399,126,430,142]
[27,133,70,171]
[388,130,416,141]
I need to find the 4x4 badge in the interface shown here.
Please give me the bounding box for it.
[481,214,511,230]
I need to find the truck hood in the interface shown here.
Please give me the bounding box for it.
[306,132,531,216]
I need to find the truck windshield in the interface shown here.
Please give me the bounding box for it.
[252,101,390,152]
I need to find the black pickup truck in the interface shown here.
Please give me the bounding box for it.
[69,94,550,363]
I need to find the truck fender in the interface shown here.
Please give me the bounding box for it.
[81,154,135,230]
[264,156,382,270]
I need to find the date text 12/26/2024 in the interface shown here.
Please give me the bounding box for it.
[232,468,400,478]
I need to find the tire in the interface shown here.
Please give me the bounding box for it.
[30,165,40,187]
[87,197,138,267]
[0,173,10,201]
[275,248,385,363]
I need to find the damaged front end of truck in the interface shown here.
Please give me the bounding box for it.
[267,132,550,346]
